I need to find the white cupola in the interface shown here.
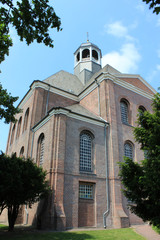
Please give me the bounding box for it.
[74,42,102,85]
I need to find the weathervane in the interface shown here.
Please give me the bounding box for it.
[87,32,89,42]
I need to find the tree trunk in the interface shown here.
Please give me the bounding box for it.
[8,205,19,231]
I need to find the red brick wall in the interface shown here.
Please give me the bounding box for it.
[119,77,154,95]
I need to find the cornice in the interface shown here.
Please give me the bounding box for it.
[116,73,157,94]
[19,80,79,108]
[114,78,154,100]
[93,72,155,100]
[32,108,107,132]
[19,71,156,109]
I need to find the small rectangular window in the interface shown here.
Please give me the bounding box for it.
[79,183,93,199]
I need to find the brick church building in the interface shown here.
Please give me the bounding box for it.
[4,42,156,230]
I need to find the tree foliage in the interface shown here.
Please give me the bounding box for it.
[0,83,20,123]
[142,0,160,14]
[0,152,50,231]
[119,93,160,227]
[0,0,61,64]
[0,0,61,124]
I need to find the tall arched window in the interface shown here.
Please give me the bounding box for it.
[37,133,45,166]
[120,99,129,124]
[80,131,93,172]
[19,146,24,157]
[16,117,22,139]
[10,124,16,145]
[92,50,98,61]
[23,108,29,132]
[124,142,133,160]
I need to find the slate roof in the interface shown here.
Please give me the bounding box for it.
[43,70,84,95]
[65,104,105,122]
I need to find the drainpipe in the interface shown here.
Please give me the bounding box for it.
[30,129,35,158]
[95,79,101,116]
[103,123,110,228]
[24,205,29,225]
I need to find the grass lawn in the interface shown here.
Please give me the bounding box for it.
[0,227,146,240]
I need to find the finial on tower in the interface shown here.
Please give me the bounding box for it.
[87,32,89,42]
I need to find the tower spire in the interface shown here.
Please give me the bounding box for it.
[87,32,89,42]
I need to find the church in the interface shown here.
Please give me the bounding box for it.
[4,41,156,230]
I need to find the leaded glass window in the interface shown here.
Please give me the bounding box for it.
[79,183,93,199]
[120,100,128,124]
[80,132,92,172]
[16,117,22,139]
[23,108,29,132]
[10,124,16,145]
[124,142,133,160]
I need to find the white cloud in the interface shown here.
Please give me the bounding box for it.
[104,21,135,42]
[157,64,160,70]
[157,18,160,26]
[105,21,128,38]
[146,70,158,83]
[136,3,145,13]
[102,43,141,73]
[146,65,160,83]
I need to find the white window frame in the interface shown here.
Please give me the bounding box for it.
[80,132,92,172]
[79,183,93,199]
[124,142,133,160]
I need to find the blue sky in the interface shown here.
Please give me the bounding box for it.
[0,0,160,152]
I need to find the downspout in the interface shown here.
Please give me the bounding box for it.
[94,78,110,226]
[103,123,110,228]
[45,86,50,115]
[30,129,35,158]
[25,128,35,224]
[24,205,29,225]
[95,79,101,116]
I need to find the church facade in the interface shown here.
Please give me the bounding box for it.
[4,42,156,230]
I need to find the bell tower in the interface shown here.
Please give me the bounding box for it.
[74,42,102,85]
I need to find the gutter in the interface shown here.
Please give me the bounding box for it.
[103,123,110,228]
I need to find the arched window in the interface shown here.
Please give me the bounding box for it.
[16,117,22,139]
[23,108,29,132]
[10,124,16,145]
[19,146,24,157]
[144,150,149,159]
[124,142,133,160]
[139,105,146,112]
[80,131,93,172]
[82,49,90,59]
[92,50,98,61]
[120,99,129,124]
[37,133,45,166]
